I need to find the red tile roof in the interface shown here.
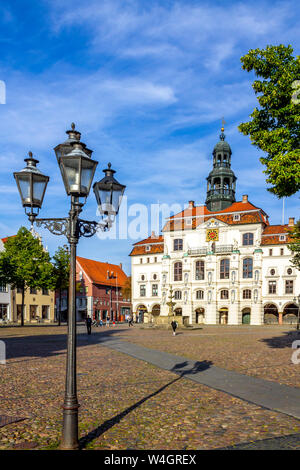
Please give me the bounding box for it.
[130,234,164,256]
[1,235,16,243]
[261,224,292,245]
[76,257,128,287]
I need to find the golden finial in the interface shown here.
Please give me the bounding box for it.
[221,117,226,133]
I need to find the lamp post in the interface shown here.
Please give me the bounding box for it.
[293,294,300,331]
[14,123,126,450]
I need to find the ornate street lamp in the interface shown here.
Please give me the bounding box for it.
[13,152,49,223]
[14,124,125,450]
[93,163,126,217]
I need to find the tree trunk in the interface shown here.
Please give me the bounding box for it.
[21,284,25,327]
[59,288,62,326]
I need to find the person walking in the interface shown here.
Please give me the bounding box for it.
[128,315,133,327]
[106,316,110,327]
[171,320,178,336]
[86,316,92,335]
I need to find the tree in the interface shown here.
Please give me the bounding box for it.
[288,220,300,270]
[51,246,70,326]
[238,44,300,198]
[0,227,53,326]
[121,276,131,301]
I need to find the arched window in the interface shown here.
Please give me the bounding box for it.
[195,260,205,280]
[220,259,230,279]
[243,258,253,278]
[243,289,251,299]
[220,289,229,299]
[174,290,182,300]
[174,262,182,281]
[243,233,254,246]
[196,290,204,300]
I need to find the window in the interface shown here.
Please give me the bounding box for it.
[268,281,276,294]
[152,284,158,296]
[220,259,230,279]
[146,245,151,252]
[153,274,157,280]
[174,262,182,281]
[243,258,253,278]
[17,287,22,294]
[287,268,293,275]
[233,214,240,221]
[141,275,145,281]
[270,269,275,276]
[30,287,37,295]
[279,235,286,241]
[220,289,229,299]
[0,284,8,293]
[280,248,284,256]
[186,218,192,226]
[0,304,8,320]
[195,260,205,280]
[140,258,143,264]
[243,233,254,246]
[147,258,150,263]
[285,280,293,294]
[140,285,146,297]
[42,305,49,319]
[174,290,182,300]
[243,289,251,299]
[42,288,49,295]
[196,290,204,300]
[269,249,273,256]
[174,239,183,251]
[154,257,157,263]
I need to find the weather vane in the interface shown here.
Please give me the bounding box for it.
[221,117,226,132]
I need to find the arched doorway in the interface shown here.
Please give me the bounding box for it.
[151,304,160,324]
[174,308,182,316]
[242,308,251,324]
[219,308,228,324]
[136,305,147,323]
[195,308,205,324]
[264,304,278,324]
[283,304,298,324]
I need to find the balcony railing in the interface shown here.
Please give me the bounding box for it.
[188,245,233,256]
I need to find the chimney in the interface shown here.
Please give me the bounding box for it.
[119,263,123,270]
[188,201,195,209]
[242,195,248,203]
[151,231,156,238]
[288,217,295,227]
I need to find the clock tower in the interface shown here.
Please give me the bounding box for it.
[205,123,237,211]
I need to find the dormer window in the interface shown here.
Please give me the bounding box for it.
[233,214,240,221]
[146,245,151,252]
[186,218,192,226]
[279,235,286,241]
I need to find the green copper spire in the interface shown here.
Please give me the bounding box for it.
[205,121,237,211]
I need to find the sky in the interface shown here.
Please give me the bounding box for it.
[0,0,299,274]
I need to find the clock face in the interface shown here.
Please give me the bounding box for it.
[206,229,219,241]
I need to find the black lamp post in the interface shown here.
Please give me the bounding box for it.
[14,124,125,450]
[293,295,300,331]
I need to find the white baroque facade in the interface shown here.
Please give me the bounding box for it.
[130,130,299,326]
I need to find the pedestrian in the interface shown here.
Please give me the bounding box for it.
[128,315,133,327]
[106,317,110,327]
[99,319,103,327]
[86,316,92,335]
[171,320,178,336]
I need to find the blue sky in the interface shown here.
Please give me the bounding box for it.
[0,0,299,274]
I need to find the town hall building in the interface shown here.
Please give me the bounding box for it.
[130,126,299,326]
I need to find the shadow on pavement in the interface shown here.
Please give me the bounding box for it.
[79,359,213,450]
[260,330,300,349]
[0,327,129,362]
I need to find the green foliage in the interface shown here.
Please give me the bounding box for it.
[51,246,70,291]
[288,220,300,270]
[238,44,300,197]
[0,227,53,290]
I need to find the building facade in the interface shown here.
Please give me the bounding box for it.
[130,128,299,326]
[0,239,12,322]
[56,257,131,322]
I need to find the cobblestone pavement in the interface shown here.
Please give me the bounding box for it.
[0,324,299,450]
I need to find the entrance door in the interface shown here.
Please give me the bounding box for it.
[242,308,251,324]
[219,309,228,324]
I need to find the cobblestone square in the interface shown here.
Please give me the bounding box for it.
[0,324,299,450]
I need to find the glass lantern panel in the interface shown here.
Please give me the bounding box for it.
[32,175,47,206]
[18,174,31,205]
[98,188,112,214]
[60,157,81,194]
[111,188,123,215]
[81,158,96,195]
